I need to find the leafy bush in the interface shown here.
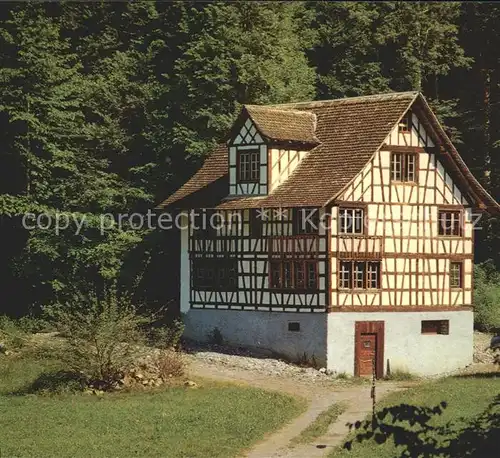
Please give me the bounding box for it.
[15,315,53,333]
[45,286,151,387]
[149,319,185,349]
[0,316,30,351]
[474,261,500,332]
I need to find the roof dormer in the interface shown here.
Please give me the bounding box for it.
[227,106,319,197]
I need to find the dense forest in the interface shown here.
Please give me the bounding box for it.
[0,1,499,316]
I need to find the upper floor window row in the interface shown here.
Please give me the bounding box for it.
[338,207,464,237]
[249,208,320,237]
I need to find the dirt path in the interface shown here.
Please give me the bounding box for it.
[188,359,409,458]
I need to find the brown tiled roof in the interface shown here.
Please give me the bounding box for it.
[157,91,500,213]
[157,144,228,209]
[244,106,319,145]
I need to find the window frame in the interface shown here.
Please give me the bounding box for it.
[398,112,412,133]
[269,259,318,291]
[293,208,320,235]
[237,149,260,183]
[438,208,463,237]
[421,320,449,335]
[192,257,238,291]
[390,152,418,183]
[366,261,381,289]
[339,207,365,235]
[449,261,463,289]
[339,261,352,289]
[338,260,381,290]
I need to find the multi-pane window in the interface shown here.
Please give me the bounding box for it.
[192,258,237,290]
[339,208,364,235]
[438,210,462,236]
[271,261,281,288]
[293,208,319,235]
[307,262,316,289]
[270,260,317,290]
[294,261,305,289]
[450,261,463,288]
[238,150,260,182]
[339,261,352,289]
[366,262,381,289]
[391,153,417,182]
[421,320,449,335]
[354,262,365,289]
[339,261,381,290]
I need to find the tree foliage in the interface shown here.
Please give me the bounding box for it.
[345,395,500,457]
[0,1,499,314]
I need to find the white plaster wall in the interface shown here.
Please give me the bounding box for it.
[184,309,328,365]
[269,148,308,193]
[327,311,473,376]
[180,218,190,314]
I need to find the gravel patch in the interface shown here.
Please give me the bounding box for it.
[183,331,499,381]
[473,330,496,363]
[182,341,341,382]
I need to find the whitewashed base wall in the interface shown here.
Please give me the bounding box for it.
[183,309,328,365]
[183,309,473,376]
[327,310,474,376]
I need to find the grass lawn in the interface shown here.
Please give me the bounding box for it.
[0,357,306,458]
[329,375,500,457]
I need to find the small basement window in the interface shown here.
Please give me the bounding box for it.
[288,322,300,332]
[421,320,449,335]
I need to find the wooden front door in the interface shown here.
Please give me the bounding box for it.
[358,333,377,376]
[354,321,385,379]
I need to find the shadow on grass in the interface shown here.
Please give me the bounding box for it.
[14,370,87,395]
[344,394,500,457]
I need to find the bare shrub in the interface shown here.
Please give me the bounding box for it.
[45,285,150,387]
[149,319,185,349]
[153,350,185,380]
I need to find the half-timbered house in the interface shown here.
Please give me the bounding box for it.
[158,92,500,377]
